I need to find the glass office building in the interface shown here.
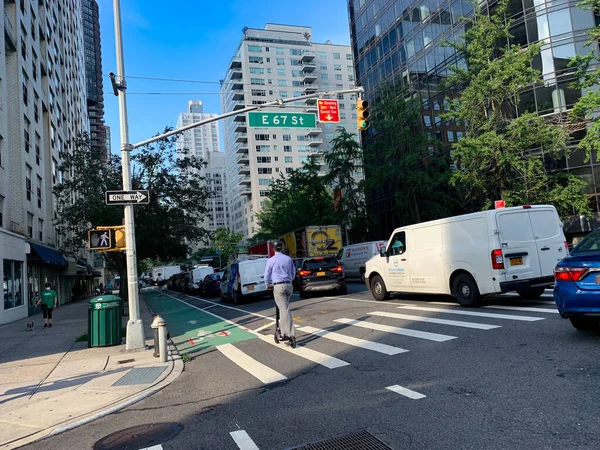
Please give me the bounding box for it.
[348,0,599,238]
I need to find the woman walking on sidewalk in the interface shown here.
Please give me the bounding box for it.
[36,283,58,328]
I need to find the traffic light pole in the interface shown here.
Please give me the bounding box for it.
[112,0,145,351]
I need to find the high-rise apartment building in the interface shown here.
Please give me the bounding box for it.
[0,0,92,324]
[82,0,106,160]
[348,0,598,238]
[176,101,220,162]
[204,151,229,238]
[221,24,360,238]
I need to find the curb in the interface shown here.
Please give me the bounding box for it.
[3,344,184,450]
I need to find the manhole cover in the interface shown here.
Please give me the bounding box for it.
[288,429,394,450]
[93,422,183,450]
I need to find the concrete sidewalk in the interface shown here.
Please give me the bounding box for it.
[0,289,183,450]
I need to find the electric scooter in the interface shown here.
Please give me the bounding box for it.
[273,305,297,348]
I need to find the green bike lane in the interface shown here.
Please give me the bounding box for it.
[143,290,257,356]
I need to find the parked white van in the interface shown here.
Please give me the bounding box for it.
[220,258,270,304]
[187,266,215,293]
[338,241,387,282]
[365,205,567,306]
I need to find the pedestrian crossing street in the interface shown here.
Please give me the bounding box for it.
[212,297,559,399]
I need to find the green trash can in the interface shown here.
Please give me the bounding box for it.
[88,295,122,347]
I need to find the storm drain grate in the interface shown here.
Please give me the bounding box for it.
[288,430,394,450]
[112,366,167,386]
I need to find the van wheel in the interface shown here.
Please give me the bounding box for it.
[452,273,480,307]
[569,317,599,331]
[359,268,366,283]
[370,275,389,301]
[233,288,243,305]
[516,287,546,300]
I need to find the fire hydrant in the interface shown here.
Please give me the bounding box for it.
[151,315,168,363]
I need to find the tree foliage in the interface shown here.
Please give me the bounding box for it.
[323,127,370,243]
[444,0,589,217]
[257,155,336,237]
[363,84,458,227]
[55,129,212,270]
[212,228,244,265]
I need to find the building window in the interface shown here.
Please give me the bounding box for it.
[250,78,265,85]
[276,58,285,65]
[35,133,41,165]
[258,167,272,174]
[27,213,33,238]
[26,164,32,201]
[284,145,292,152]
[259,190,270,197]
[276,47,284,54]
[255,134,270,141]
[38,218,43,241]
[319,51,327,58]
[277,69,286,76]
[251,89,266,96]
[320,64,328,70]
[285,156,293,163]
[3,260,24,310]
[321,73,328,80]
[283,134,291,141]
[0,195,4,227]
[256,145,271,152]
[346,54,352,60]
[256,156,272,163]
[258,178,272,185]
[333,53,341,59]
[24,117,30,153]
[278,79,287,86]
[36,175,42,208]
[286,167,294,174]
[248,44,262,52]
[249,56,263,63]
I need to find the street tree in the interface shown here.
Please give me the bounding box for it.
[212,228,245,266]
[323,127,370,243]
[55,129,212,299]
[257,155,337,237]
[363,84,458,227]
[444,0,589,217]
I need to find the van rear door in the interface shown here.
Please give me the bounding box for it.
[496,210,542,281]
[528,207,566,277]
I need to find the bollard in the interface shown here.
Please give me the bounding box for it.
[151,315,168,363]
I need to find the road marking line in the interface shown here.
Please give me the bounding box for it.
[217,343,287,384]
[334,318,456,342]
[386,384,426,399]
[138,445,163,450]
[176,291,276,321]
[397,305,544,321]
[253,323,273,333]
[369,311,500,330]
[298,326,408,355]
[322,295,407,306]
[257,334,350,369]
[293,316,303,322]
[482,305,559,314]
[230,430,260,450]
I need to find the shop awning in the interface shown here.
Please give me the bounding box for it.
[28,242,68,267]
[77,258,93,275]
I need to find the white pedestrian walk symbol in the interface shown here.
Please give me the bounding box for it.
[99,231,109,247]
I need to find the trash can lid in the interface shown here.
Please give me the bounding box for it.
[89,295,122,304]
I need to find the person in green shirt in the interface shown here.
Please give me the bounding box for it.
[36,283,58,328]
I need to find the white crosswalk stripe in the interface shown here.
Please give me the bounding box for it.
[298,325,408,355]
[217,343,287,384]
[397,305,544,321]
[230,430,260,450]
[257,334,350,369]
[334,318,456,342]
[368,311,501,330]
[481,305,559,314]
[386,384,426,399]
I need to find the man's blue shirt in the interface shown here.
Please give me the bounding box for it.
[264,252,296,285]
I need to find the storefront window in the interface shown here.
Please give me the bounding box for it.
[3,260,24,310]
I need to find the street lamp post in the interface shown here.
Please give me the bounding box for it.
[112,0,145,350]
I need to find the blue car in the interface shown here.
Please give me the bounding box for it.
[198,273,222,297]
[554,228,600,330]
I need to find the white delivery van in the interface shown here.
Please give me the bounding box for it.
[338,241,387,282]
[220,258,270,304]
[365,205,567,306]
[187,266,215,293]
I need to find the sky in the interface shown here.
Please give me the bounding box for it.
[97,0,352,154]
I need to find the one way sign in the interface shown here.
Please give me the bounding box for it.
[105,190,150,205]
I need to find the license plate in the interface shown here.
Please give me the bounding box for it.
[247,285,254,291]
[317,271,326,276]
[509,257,523,266]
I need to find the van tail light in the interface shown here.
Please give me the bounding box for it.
[522,205,532,209]
[491,249,504,270]
[299,270,312,277]
[330,266,343,273]
[554,266,588,282]
[564,241,569,253]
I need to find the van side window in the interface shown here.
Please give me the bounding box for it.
[390,232,406,256]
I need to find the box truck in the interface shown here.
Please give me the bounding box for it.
[279,225,343,258]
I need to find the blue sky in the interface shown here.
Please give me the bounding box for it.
[98,0,351,153]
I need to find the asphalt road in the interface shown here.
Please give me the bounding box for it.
[22,280,600,450]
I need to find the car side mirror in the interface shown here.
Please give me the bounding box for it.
[380,246,386,257]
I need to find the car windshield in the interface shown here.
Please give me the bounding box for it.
[304,257,338,270]
[572,228,600,254]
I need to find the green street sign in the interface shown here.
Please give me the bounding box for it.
[248,112,316,128]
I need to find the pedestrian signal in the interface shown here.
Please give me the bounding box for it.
[114,227,126,250]
[356,99,370,130]
[88,230,112,250]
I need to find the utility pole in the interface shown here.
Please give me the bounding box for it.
[112,0,145,350]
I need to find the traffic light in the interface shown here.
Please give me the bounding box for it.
[357,99,369,130]
[114,227,126,250]
[88,229,112,250]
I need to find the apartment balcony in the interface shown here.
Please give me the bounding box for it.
[229,57,242,70]
[307,137,323,146]
[232,100,246,111]
[238,164,250,175]
[231,80,243,90]
[232,89,245,100]
[306,128,322,136]
[238,176,251,185]
[236,143,249,154]
[235,132,248,143]
[303,84,318,95]
[236,153,249,164]
[240,185,252,196]
[300,51,316,62]
[4,13,17,52]
[302,61,317,72]
[302,72,317,83]
[234,123,247,133]
[234,113,246,122]
[305,105,318,113]
[228,67,243,80]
